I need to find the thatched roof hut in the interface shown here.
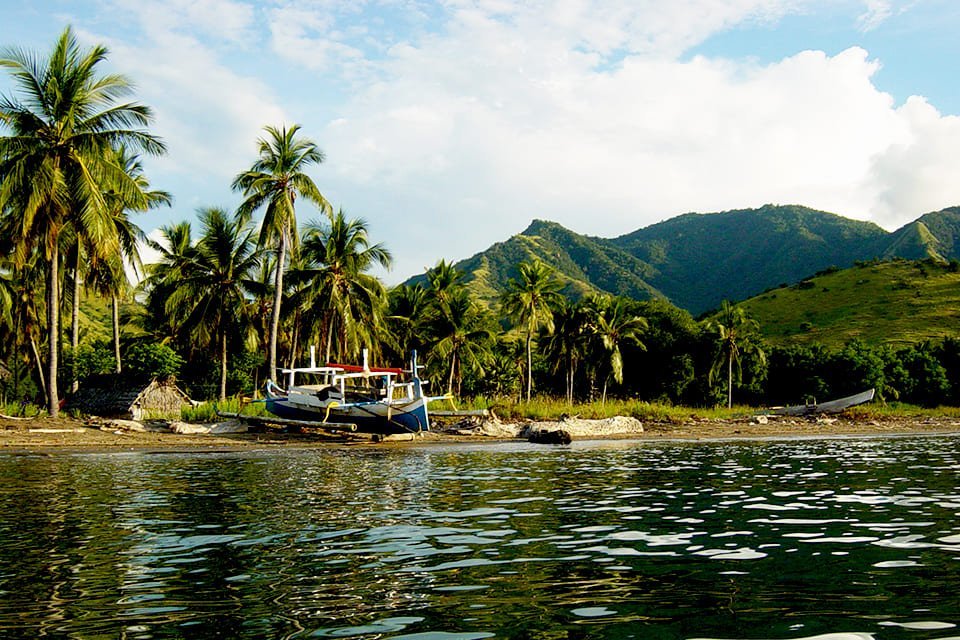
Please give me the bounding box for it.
[65,375,192,420]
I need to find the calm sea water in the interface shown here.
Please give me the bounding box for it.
[0,435,957,639]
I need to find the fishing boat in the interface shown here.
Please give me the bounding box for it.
[769,388,875,416]
[263,349,435,434]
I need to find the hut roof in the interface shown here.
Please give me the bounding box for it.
[65,374,191,418]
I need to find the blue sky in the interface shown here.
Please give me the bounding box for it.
[2,1,960,282]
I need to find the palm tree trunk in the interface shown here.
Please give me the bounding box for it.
[220,331,228,401]
[268,229,286,382]
[525,331,533,402]
[447,351,457,395]
[71,244,81,393]
[47,244,60,417]
[287,310,300,369]
[324,315,334,364]
[727,348,734,409]
[112,295,121,373]
[30,336,46,400]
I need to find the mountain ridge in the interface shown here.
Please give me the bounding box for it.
[405,204,960,314]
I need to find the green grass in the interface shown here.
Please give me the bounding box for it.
[177,397,269,423]
[741,259,960,347]
[0,402,46,418]
[457,396,750,423]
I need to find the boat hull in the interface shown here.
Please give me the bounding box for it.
[264,395,429,434]
[770,388,875,416]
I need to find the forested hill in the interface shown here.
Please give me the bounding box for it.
[408,204,960,314]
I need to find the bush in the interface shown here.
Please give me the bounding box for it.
[125,342,184,379]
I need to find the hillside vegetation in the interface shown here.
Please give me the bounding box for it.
[741,259,960,347]
[411,204,960,315]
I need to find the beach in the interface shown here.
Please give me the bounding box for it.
[1,413,958,453]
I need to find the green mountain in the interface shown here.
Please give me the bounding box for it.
[739,259,960,347]
[608,204,889,312]
[405,204,960,315]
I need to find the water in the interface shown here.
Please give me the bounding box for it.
[0,436,957,639]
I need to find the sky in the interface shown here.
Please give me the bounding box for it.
[2,0,960,283]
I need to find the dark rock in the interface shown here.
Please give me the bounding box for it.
[527,429,572,445]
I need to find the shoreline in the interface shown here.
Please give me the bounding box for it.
[1,414,959,454]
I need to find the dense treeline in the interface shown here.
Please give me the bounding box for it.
[2,29,959,415]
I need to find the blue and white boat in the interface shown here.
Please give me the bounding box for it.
[264,350,433,434]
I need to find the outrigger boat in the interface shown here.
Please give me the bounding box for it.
[769,388,875,417]
[264,349,437,434]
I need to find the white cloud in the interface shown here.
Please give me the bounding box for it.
[857,0,894,31]
[62,0,960,280]
[267,5,370,74]
[110,0,256,44]
[868,97,960,227]
[80,3,289,206]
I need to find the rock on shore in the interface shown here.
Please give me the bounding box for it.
[459,415,644,439]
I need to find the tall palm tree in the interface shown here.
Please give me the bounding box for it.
[0,27,165,416]
[425,259,465,309]
[500,259,564,401]
[584,295,647,403]
[425,288,493,396]
[232,124,332,384]
[166,208,262,400]
[708,300,766,408]
[543,298,589,404]
[70,147,170,383]
[141,221,196,346]
[99,148,171,373]
[292,210,391,363]
[386,283,429,362]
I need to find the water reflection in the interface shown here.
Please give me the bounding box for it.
[0,436,956,638]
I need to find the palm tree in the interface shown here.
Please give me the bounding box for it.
[708,300,766,408]
[69,147,170,384]
[425,259,465,308]
[543,298,589,404]
[500,259,564,401]
[0,27,165,416]
[584,295,647,403]
[166,208,262,400]
[140,221,196,348]
[232,124,332,384]
[0,254,47,402]
[99,148,171,373]
[424,288,493,396]
[292,210,391,363]
[386,283,429,362]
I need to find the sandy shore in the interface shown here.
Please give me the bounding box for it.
[1,413,958,453]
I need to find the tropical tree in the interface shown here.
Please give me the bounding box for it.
[165,208,262,400]
[584,295,647,403]
[68,147,170,384]
[708,300,766,408]
[425,259,465,309]
[0,255,46,401]
[500,259,564,401]
[0,26,165,416]
[232,124,332,384]
[98,147,171,373]
[424,288,493,396]
[141,221,195,346]
[543,298,589,404]
[291,210,391,363]
[386,282,429,363]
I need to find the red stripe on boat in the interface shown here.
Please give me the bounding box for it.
[326,363,405,375]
